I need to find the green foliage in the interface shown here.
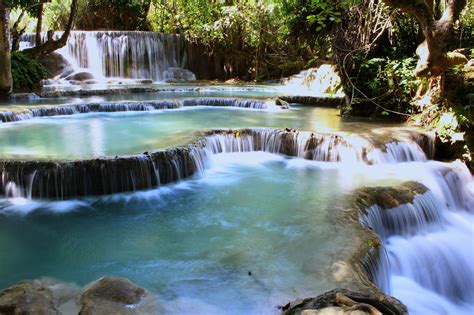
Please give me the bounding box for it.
[458,1,474,48]
[147,0,296,79]
[4,0,42,13]
[43,0,72,31]
[149,1,288,48]
[281,0,352,54]
[351,55,420,115]
[75,0,151,30]
[10,52,48,91]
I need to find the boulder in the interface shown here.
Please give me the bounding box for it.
[41,52,74,79]
[163,67,196,82]
[78,276,146,315]
[0,281,60,315]
[280,288,406,315]
[66,72,95,82]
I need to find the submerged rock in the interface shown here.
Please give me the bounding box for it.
[0,281,60,315]
[78,276,146,315]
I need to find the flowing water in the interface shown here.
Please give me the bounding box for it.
[0,105,381,160]
[359,161,474,315]
[21,31,190,82]
[0,152,347,314]
[0,79,472,313]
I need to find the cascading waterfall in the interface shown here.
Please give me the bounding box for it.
[205,129,431,164]
[0,128,434,200]
[0,146,210,200]
[20,31,195,82]
[359,163,474,314]
[0,98,281,123]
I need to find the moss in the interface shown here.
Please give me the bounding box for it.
[11,52,49,92]
[353,181,427,211]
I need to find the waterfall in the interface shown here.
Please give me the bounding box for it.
[0,128,439,199]
[179,98,276,110]
[0,98,283,123]
[358,164,474,315]
[20,31,195,82]
[0,146,209,199]
[205,129,431,164]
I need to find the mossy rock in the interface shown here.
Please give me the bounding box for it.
[353,181,427,212]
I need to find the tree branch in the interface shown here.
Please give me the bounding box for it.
[23,0,77,58]
[441,0,467,23]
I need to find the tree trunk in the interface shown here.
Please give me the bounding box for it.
[35,2,44,47]
[0,2,12,99]
[24,0,78,59]
[10,10,25,52]
[382,0,467,76]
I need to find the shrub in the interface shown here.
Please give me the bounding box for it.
[11,52,49,92]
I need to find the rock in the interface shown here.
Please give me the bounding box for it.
[78,276,145,315]
[41,52,74,79]
[0,281,60,315]
[279,95,343,107]
[353,181,427,211]
[275,98,290,109]
[136,79,154,84]
[163,67,196,82]
[66,72,95,82]
[302,306,369,315]
[280,288,406,315]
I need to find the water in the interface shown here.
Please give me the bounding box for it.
[0,106,372,160]
[359,161,474,315]
[21,31,190,82]
[0,85,471,314]
[0,152,345,314]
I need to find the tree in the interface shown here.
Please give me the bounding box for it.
[382,0,468,76]
[0,1,12,99]
[23,0,78,58]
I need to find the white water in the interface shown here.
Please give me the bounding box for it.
[360,159,474,315]
[21,31,195,82]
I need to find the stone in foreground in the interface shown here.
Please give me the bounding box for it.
[0,281,60,315]
[78,276,146,315]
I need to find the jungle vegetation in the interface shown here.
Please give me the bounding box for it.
[0,0,472,162]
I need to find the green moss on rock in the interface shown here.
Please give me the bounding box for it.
[353,181,427,212]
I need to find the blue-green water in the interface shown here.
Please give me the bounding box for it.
[0,152,346,314]
[0,106,347,160]
[0,86,430,314]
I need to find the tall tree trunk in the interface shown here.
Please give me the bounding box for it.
[10,10,25,52]
[0,2,12,99]
[35,2,44,46]
[24,0,78,58]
